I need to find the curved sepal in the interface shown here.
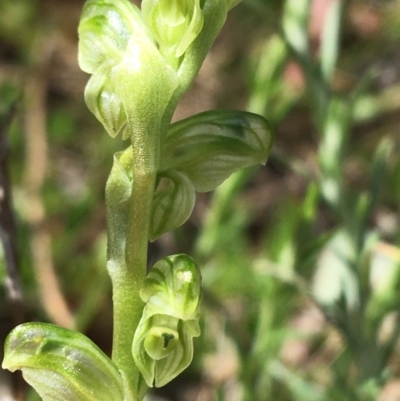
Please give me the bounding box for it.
[160,110,274,192]
[2,323,125,401]
[84,71,128,138]
[132,254,201,387]
[149,170,195,242]
[78,0,148,74]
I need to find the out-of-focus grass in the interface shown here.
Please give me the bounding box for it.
[1,1,400,400]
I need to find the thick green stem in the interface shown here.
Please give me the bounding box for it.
[109,268,142,396]
[108,103,161,393]
[110,167,156,390]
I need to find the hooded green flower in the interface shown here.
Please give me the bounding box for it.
[132,254,202,387]
[142,0,204,58]
[78,0,178,139]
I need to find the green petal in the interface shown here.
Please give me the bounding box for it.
[161,110,274,192]
[149,170,195,242]
[2,323,124,401]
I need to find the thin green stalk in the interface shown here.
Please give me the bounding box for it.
[110,265,144,393]
[110,111,161,387]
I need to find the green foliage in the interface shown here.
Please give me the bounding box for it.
[2,0,274,400]
[150,110,274,239]
[2,323,125,401]
[161,110,274,192]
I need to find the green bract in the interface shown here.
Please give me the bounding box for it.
[132,254,201,387]
[161,110,274,192]
[2,323,125,401]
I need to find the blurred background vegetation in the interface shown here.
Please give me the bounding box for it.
[1,0,400,400]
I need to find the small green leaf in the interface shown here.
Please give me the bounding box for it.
[2,323,125,401]
[149,170,195,241]
[160,110,274,192]
[132,254,201,387]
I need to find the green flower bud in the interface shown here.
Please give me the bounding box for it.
[132,254,201,387]
[142,0,204,58]
[2,323,125,401]
[79,0,147,138]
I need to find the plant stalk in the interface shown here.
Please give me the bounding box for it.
[109,108,161,393]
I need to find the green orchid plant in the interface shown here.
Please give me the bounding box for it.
[2,0,273,400]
